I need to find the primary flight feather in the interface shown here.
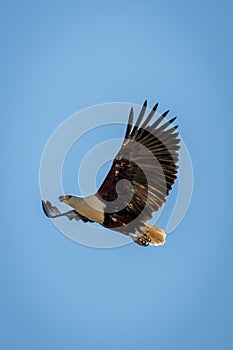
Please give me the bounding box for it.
[42,101,180,246]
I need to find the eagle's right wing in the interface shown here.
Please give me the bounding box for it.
[96,101,180,227]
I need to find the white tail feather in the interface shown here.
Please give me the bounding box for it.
[145,224,166,246]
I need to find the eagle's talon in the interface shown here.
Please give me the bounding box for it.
[138,237,149,246]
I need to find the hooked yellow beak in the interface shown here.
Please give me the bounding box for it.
[58,195,72,203]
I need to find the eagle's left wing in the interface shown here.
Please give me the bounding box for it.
[42,200,81,220]
[96,101,180,228]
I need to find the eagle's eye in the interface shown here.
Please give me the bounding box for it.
[67,195,72,199]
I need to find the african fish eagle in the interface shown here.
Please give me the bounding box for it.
[42,101,180,246]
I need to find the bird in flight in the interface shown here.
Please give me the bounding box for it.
[42,101,180,247]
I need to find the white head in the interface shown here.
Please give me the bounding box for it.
[58,195,79,208]
[58,194,106,224]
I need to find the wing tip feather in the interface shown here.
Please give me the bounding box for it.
[42,200,50,218]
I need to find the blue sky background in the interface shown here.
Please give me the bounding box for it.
[1,0,232,349]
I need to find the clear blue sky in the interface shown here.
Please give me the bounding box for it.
[1,0,232,349]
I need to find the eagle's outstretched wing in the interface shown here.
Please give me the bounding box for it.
[96,101,180,228]
[42,200,81,221]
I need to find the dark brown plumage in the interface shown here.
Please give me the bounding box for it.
[96,101,180,241]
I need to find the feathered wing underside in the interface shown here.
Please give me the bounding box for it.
[97,100,180,229]
[42,200,91,222]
